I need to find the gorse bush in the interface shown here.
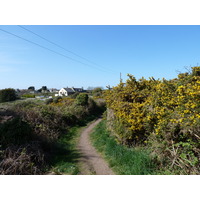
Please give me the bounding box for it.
[104,67,200,174]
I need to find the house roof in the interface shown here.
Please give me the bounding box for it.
[63,88,75,93]
[72,87,83,92]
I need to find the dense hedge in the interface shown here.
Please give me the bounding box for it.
[104,67,200,174]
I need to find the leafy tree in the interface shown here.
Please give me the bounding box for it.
[0,88,17,103]
[42,86,47,91]
[28,86,35,91]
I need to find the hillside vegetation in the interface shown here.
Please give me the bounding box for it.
[104,67,200,174]
[0,94,105,174]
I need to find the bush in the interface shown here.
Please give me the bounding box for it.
[0,88,17,103]
[62,112,78,126]
[0,117,33,147]
[45,98,53,105]
[104,67,200,174]
[70,92,80,99]
[53,96,62,103]
[0,143,45,175]
[75,93,88,106]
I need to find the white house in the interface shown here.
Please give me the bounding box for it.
[58,87,84,96]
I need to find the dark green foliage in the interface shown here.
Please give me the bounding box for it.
[42,86,47,91]
[45,98,53,105]
[0,118,33,147]
[75,93,89,106]
[62,112,78,126]
[0,88,17,103]
[70,92,80,99]
[28,86,35,91]
[87,98,106,116]
[53,96,62,103]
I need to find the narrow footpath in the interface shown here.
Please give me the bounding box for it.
[78,118,114,175]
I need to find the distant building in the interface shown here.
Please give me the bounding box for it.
[58,87,84,96]
[72,87,84,92]
[49,88,59,93]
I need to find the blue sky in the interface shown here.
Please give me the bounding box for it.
[1,25,200,90]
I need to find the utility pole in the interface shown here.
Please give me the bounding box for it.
[120,72,122,83]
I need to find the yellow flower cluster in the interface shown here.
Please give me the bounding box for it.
[104,67,200,144]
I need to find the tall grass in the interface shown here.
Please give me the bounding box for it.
[91,120,156,175]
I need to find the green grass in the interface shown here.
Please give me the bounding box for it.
[91,120,156,175]
[49,119,99,175]
[49,126,82,175]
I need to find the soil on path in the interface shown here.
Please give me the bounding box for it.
[78,118,114,175]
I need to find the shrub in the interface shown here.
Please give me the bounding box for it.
[53,96,62,103]
[62,112,78,126]
[75,93,88,106]
[0,117,33,147]
[70,92,80,99]
[0,143,45,175]
[45,98,53,105]
[0,88,17,103]
[104,67,200,174]
[0,93,106,174]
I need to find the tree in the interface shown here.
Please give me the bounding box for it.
[28,86,35,91]
[42,86,47,91]
[0,88,17,103]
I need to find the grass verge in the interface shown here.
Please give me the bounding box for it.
[48,126,82,175]
[91,120,156,175]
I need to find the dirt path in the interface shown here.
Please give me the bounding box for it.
[78,118,114,175]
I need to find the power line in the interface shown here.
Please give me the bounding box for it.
[18,25,117,74]
[0,27,109,73]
